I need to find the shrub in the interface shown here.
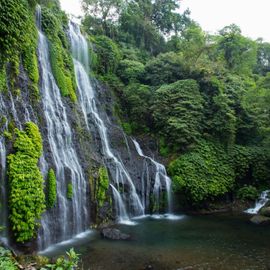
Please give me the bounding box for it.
[92,35,121,75]
[8,122,45,243]
[0,247,18,270]
[152,79,204,150]
[41,248,80,270]
[67,183,73,200]
[97,167,109,208]
[169,141,235,204]
[237,186,259,201]
[117,59,145,84]
[47,169,57,208]
[122,83,152,133]
[230,145,270,187]
[144,52,188,86]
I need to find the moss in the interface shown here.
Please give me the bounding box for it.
[0,116,7,131]
[0,0,32,64]
[8,122,45,243]
[23,45,39,84]
[47,169,57,208]
[0,0,40,98]
[9,55,20,89]
[67,183,73,200]
[97,167,109,208]
[41,7,77,102]
[3,131,12,140]
[0,65,7,93]
[121,122,132,136]
[21,24,40,101]
[14,89,21,97]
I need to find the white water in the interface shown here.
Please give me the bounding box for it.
[37,12,89,250]
[110,184,133,224]
[39,230,94,256]
[69,22,144,220]
[0,137,8,244]
[245,190,270,214]
[132,139,173,213]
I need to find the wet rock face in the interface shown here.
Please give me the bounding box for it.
[1,50,162,251]
[100,228,130,240]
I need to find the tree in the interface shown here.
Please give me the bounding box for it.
[255,39,270,75]
[82,0,123,35]
[144,52,188,86]
[152,0,184,34]
[152,79,204,150]
[117,59,145,84]
[92,35,121,74]
[119,0,165,54]
[122,83,152,132]
[217,24,257,75]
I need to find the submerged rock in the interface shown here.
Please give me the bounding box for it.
[250,215,270,225]
[100,228,130,240]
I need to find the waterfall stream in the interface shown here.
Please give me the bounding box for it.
[132,139,173,213]
[37,9,89,250]
[69,22,144,222]
[0,10,176,250]
[245,190,270,214]
[0,136,8,245]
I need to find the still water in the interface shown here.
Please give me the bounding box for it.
[42,214,270,270]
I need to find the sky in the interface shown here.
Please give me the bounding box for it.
[60,0,270,42]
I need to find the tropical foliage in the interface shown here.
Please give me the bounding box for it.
[7,122,45,243]
[82,0,270,205]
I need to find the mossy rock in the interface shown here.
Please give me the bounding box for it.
[259,207,270,217]
[250,215,270,225]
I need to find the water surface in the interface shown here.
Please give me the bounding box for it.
[43,214,270,270]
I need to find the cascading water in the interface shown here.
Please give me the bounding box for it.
[68,22,144,222]
[36,8,89,250]
[0,136,8,245]
[0,84,35,245]
[132,139,173,213]
[245,190,270,214]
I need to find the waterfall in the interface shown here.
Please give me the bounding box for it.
[110,184,129,222]
[0,88,31,245]
[68,22,144,221]
[37,14,89,250]
[0,136,8,245]
[132,139,173,213]
[245,190,270,214]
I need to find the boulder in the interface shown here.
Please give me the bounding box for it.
[265,201,270,207]
[250,215,270,225]
[259,207,270,217]
[100,228,130,240]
